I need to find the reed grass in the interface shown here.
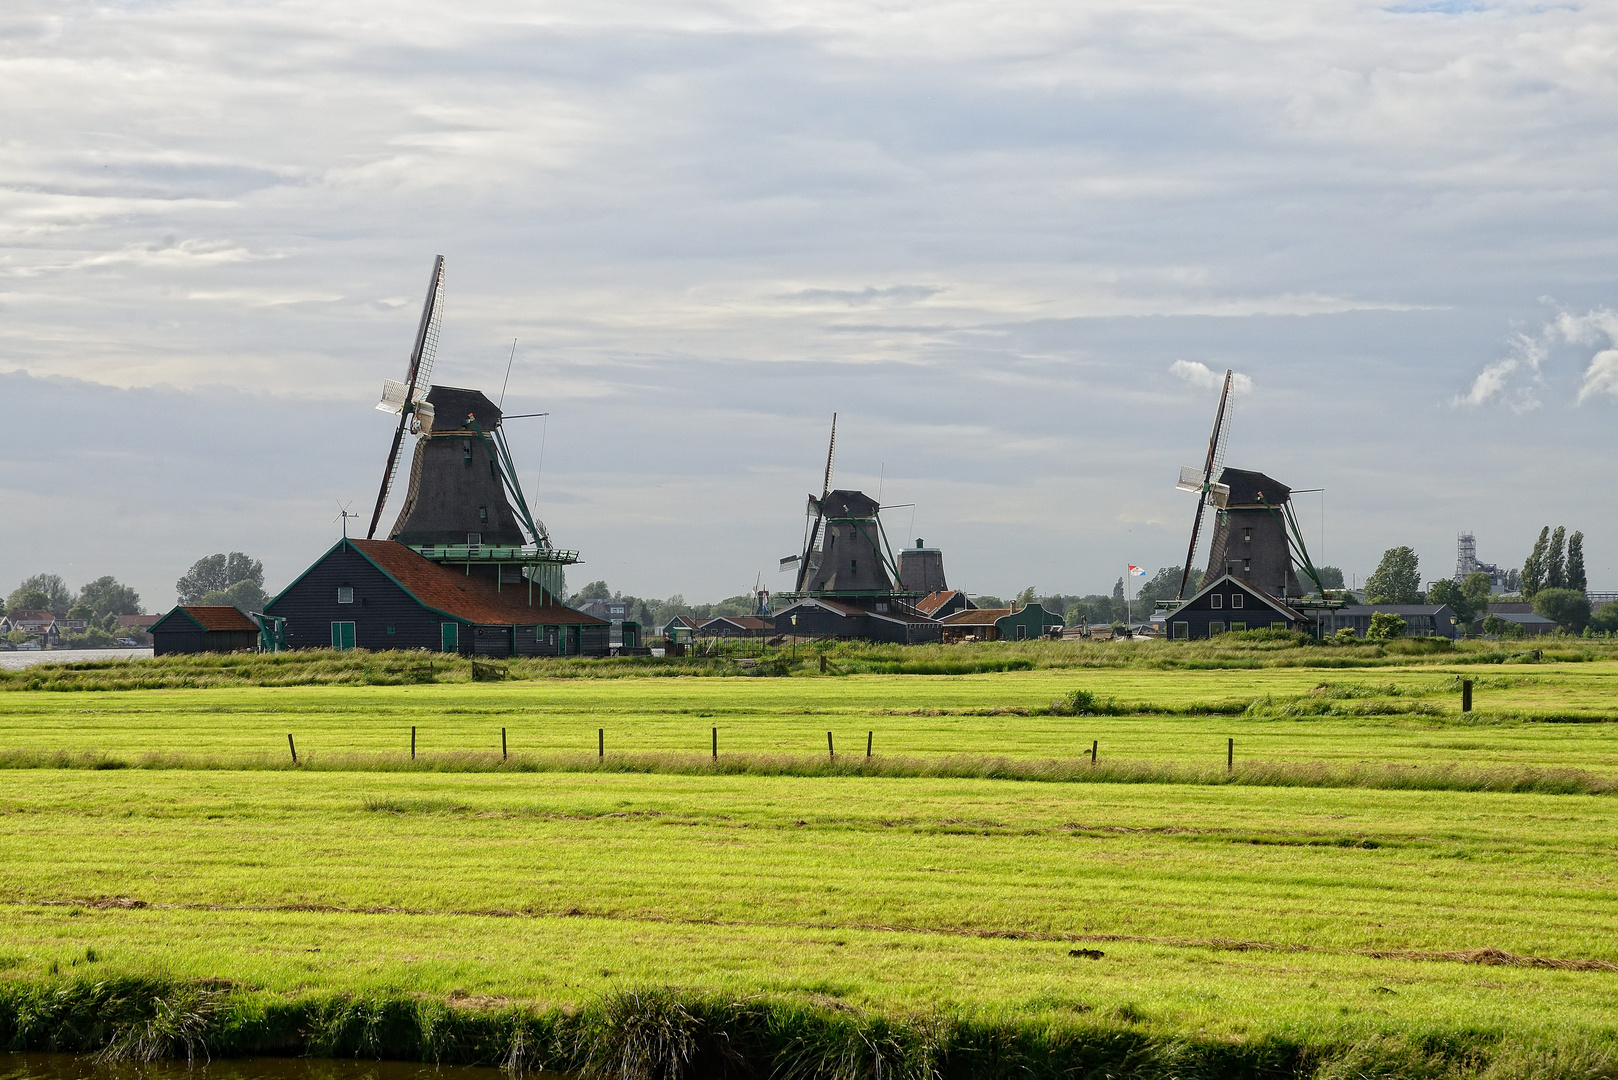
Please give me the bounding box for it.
[3,977,1616,1079]
[6,636,1616,692]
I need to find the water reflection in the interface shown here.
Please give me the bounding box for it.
[0,1056,516,1080]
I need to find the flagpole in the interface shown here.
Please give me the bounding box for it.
[1126,565,1132,633]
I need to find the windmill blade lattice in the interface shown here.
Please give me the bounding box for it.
[368,256,446,539]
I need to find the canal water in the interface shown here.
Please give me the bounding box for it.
[0,1056,515,1080]
[0,648,153,671]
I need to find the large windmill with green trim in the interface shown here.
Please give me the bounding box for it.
[368,256,578,602]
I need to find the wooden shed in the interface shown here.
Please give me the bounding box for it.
[150,605,261,655]
[264,538,609,656]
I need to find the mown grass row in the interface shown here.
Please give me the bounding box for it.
[6,636,1613,691]
[3,746,1611,794]
[1,976,1613,1080]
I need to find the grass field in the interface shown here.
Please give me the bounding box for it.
[2,646,1617,1077]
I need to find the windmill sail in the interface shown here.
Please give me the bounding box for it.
[368,255,446,539]
[795,413,836,592]
[1176,369,1234,600]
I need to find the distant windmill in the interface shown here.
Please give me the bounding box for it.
[1173,370,1329,600]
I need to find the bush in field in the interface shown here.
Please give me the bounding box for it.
[1334,627,1359,643]
[1534,588,1591,633]
[1364,612,1406,641]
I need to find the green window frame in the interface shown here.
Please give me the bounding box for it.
[441,622,459,652]
[330,621,356,650]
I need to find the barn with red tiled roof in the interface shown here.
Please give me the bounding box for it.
[263,539,609,656]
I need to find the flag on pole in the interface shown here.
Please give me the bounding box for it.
[1128,565,1146,577]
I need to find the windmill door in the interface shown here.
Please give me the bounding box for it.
[441,622,459,653]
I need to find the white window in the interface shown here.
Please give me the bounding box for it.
[1209,621,1225,636]
[1210,594,1223,609]
[337,587,354,604]
[1231,594,1244,609]
[1173,622,1189,640]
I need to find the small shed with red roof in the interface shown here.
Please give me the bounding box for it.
[149,605,262,655]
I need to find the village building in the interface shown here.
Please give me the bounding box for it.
[938,602,1064,642]
[149,606,261,655]
[771,596,942,645]
[1314,604,1462,639]
[263,538,608,656]
[1164,574,1309,640]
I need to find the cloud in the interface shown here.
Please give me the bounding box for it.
[1459,308,1618,408]
[1169,360,1252,395]
[1457,331,1544,411]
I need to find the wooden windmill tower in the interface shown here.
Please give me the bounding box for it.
[367,256,579,601]
[1174,370,1327,601]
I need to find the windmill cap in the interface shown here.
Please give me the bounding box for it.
[1215,467,1291,505]
[817,489,881,517]
[424,386,502,432]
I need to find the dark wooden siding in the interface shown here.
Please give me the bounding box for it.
[472,625,514,656]
[267,545,456,652]
[153,629,259,655]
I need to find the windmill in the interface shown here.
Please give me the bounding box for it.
[369,255,445,539]
[1173,370,1329,601]
[364,255,580,605]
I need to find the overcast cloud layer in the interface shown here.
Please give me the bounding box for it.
[3,0,1617,609]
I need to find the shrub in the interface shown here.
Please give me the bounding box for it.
[1533,587,1591,633]
[1364,612,1406,641]
[1333,627,1359,643]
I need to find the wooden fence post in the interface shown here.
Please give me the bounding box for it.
[287,734,297,764]
[827,731,834,758]
[867,731,873,757]
[502,727,507,760]
[1227,737,1233,773]
[712,727,718,759]
[411,726,416,760]
[599,728,604,759]
[1091,739,1097,767]
[1461,679,1473,713]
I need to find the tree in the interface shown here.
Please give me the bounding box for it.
[1111,577,1124,600]
[1135,567,1200,606]
[974,595,1006,610]
[177,553,265,605]
[7,587,51,614]
[1533,588,1590,633]
[1522,527,1549,598]
[1363,547,1420,604]
[1013,586,1036,611]
[1547,526,1567,590]
[1365,611,1407,640]
[1590,602,1618,635]
[1461,571,1494,616]
[1427,579,1472,624]
[77,576,142,621]
[1567,531,1587,594]
[1504,568,1521,593]
[571,580,612,603]
[1315,566,1346,591]
[198,579,268,613]
[9,574,72,614]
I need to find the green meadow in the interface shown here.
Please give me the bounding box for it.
[2,645,1618,1077]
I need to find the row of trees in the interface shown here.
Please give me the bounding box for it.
[5,574,143,627]
[176,552,269,612]
[1522,526,1586,598]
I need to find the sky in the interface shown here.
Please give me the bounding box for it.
[3,0,1617,611]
